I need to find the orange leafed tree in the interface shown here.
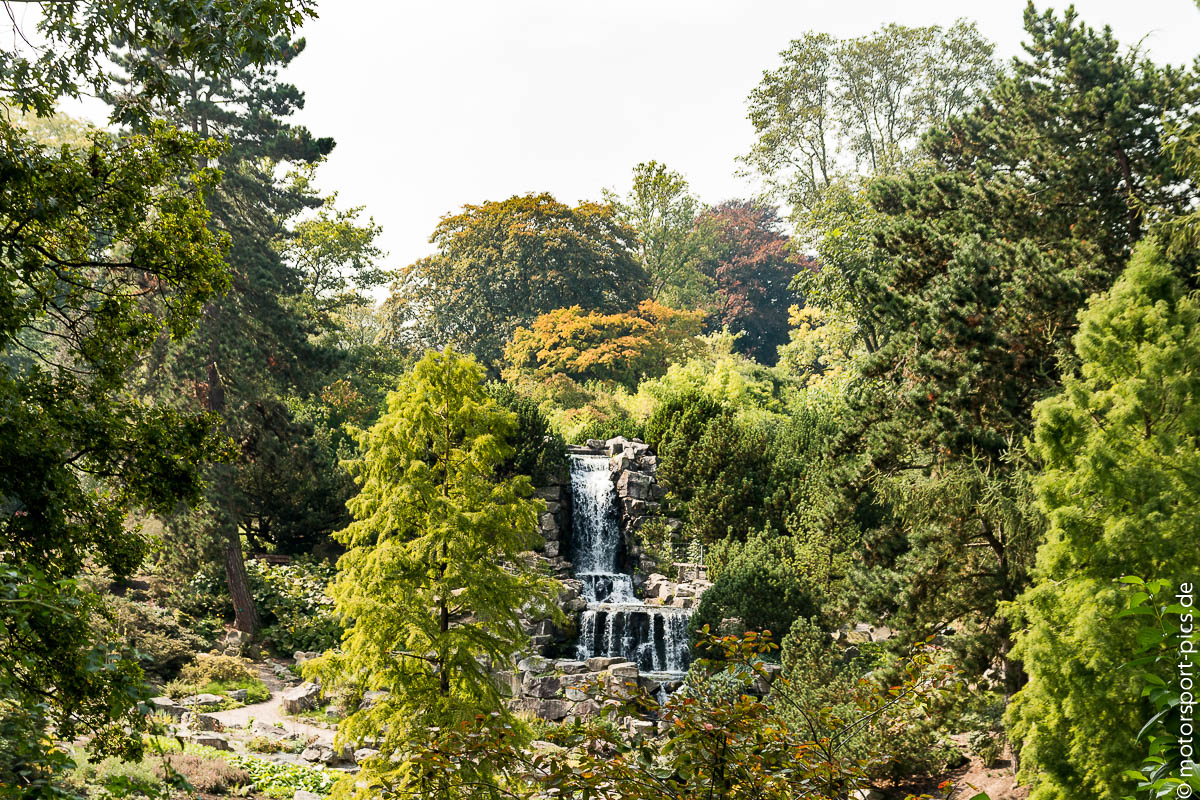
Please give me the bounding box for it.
[504,300,705,389]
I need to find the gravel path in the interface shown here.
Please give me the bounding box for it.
[206,662,335,746]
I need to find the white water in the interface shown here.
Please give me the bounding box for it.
[569,454,691,673]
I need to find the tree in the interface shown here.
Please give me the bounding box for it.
[118,29,386,631]
[390,193,647,367]
[697,202,802,365]
[831,5,1198,691]
[307,351,561,796]
[0,0,314,786]
[1007,241,1200,800]
[503,300,705,389]
[743,19,996,213]
[604,161,714,309]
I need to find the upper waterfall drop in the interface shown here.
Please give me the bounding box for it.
[567,451,691,674]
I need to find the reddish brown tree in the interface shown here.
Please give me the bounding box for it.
[698,201,807,364]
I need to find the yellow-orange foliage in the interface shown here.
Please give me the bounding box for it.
[504,301,704,388]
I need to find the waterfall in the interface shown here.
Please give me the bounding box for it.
[568,453,691,674]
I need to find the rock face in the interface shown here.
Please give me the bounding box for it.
[280,682,321,714]
[503,656,685,721]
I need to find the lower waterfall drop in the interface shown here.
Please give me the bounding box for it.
[568,452,691,674]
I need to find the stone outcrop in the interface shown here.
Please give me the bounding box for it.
[503,656,684,722]
[280,681,322,714]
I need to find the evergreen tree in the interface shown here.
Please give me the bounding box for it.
[308,351,560,797]
[1008,241,1200,800]
[835,5,1198,689]
[116,30,386,630]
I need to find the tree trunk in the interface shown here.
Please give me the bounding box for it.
[223,525,260,634]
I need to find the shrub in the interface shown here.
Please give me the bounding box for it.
[246,558,340,655]
[228,754,336,798]
[158,753,250,795]
[180,654,255,686]
[98,594,212,680]
[688,534,820,647]
[486,381,567,484]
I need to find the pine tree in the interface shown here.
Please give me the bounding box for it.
[308,351,561,796]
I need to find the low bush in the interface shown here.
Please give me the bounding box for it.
[165,654,271,704]
[228,754,337,798]
[157,753,250,795]
[66,748,165,797]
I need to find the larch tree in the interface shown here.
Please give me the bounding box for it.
[307,350,561,797]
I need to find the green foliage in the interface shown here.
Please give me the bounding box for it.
[743,19,996,212]
[98,595,214,681]
[307,350,561,795]
[246,559,340,655]
[1115,577,1200,799]
[390,193,647,367]
[227,754,335,798]
[690,536,820,645]
[1008,242,1200,800]
[604,161,715,310]
[396,630,958,800]
[485,382,567,485]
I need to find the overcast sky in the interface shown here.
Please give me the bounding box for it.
[177,2,1200,272]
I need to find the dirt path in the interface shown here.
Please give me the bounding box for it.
[206,662,335,746]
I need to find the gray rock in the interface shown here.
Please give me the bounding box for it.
[522,674,563,699]
[146,696,185,718]
[607,662,639,678]
[280,682,321,714]
[226,689,248,702]
[564,683,592,701]
[179,693,225,707]
[534,486,561,501]
[616,470,653,500]
[517,656,552,674]
[629,719,655,738]
[300,743,335,765]
[604,436,628,456]
[252,721,290,739]
[186,732,231,751]
[554,660,588,675]
[359,690,388,709]
[293,650,321,664]
[353,748,380,765]
[512,698,571,721]
[585,438,605,450]
[181,711,222,732]
[586,656,626,671]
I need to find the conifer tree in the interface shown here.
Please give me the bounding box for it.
[308,351,560,796]
[1008,241,1200,800]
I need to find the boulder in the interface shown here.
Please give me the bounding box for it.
[293,650,321,664]
[146,696,185,719]
[615,471,652,500]
[586,656,626,671]
[517,656,551,674]
[226,689,248,702]
[522,674,563,699]
[300,743,335,765]
[186,732,231,751]
[181,712,222,732]
[604,436,628,456]
[629,719,655,738]
[585,438,605,450]
[251,721,290,739]
[555,660,588,675]
[353,748,380,765]
[513,698,572,721]
[179,693,225,707]
[607,662,639,678]
[566,700,602,721]
[280,682,321,714]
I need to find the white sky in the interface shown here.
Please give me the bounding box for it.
[280,1,1200,275]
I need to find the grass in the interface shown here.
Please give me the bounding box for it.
[163,676,272,709]
[284,702,340,724]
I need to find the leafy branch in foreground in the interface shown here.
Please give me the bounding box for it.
[379,629,957,800]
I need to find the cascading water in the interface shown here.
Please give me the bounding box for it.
[569,453,691,674]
